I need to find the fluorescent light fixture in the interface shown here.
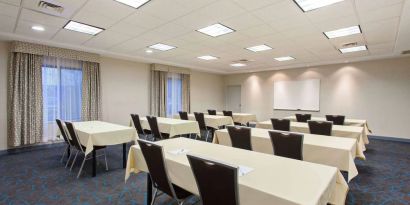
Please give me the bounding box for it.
[197,23,235,37]
[31,25,45,31]
[324,25,361,39]
[114,0,150,8]
[246,44,272,52]
[145,49,153,53]
[274,56,295,61]
[148,43,176,51]
[230,63,246,67]
[339,45,367,53]
[63,21,104,35]
[198,55,218,60]
[294,0,344,12]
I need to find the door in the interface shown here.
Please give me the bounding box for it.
[226,85,241,112]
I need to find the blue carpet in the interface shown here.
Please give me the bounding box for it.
[0,139,409,205]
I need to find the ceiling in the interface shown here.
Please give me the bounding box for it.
[0,0,409,74]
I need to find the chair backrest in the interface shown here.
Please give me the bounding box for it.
[295,114,311,122]
[56,119,70,145]
[227,126,252,151]
[207,110,217,115]
[325,115,345,125]
[308,120,333,136]
[131,114,145,134]
[269,131,303,160]
[194,112,207,130]
[270,118,290,131]
[223,110,233,118]
[146,116,164,140]
[187,154,239,205]
[65,122,83,152]
[179,111,189,120]
[137,140,177,199]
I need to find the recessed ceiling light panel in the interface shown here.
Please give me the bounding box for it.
[32,25,45,31]
[230,63,246,67]
[148,43,176,51]
[197,23,235,37]
[198,55,218,60]
[324,25,361,39]
[63,21,104,35]
[114,0,150,9]
[274,56,295,61]
[246,44,272,52]
[339,45,367,53]
[294,0,344,12]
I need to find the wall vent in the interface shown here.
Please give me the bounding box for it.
[342,42,358,47]
[401,50,410,55]
[38,1,64,13]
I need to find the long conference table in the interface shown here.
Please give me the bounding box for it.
[256,121,367,157]
[216,112,257,125]
[174,113,234,129]
[138,117,200,137]
[125,138,348,205]
[214,128,360,182]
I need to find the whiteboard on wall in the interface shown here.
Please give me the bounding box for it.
[273,79,320,111]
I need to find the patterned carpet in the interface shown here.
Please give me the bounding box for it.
[0,138,409,205]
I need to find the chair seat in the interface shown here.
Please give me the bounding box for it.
[172,183,193,199]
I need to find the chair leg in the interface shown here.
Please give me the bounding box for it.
[65,149,73,168]
[77,155,86,179]
[205,130,210,142]
[150,188,158,205]
[70,150,79,171]
[60,145,69,163]
[104,149,109,171]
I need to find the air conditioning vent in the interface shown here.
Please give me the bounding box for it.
[234,59,255,63]
[38,1,64,13]
[401,50,410,55]
[342,42,358,47]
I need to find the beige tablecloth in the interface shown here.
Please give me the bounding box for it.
[214,128,359,182]
[256,120,367,156]
[216,112,257,124]
[174,114,234,129]
[284,116,370,143]
[138,117,200,137]
[70,121,136,156]
[125,138,348,205]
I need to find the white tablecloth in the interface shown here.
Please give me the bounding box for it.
[284,116,370,143]
[216,112,257,124]
[256,120,367,157]
[125,138,348,205]
[71,121,136,155]
[139,117,200,137]
[214,128,359,182]
[174,114,234,129]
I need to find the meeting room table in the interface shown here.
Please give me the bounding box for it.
[138,117,200,138]
[216,112,257,125]
[65,121,136,177]
[284,116,371,142]
[214,127,361,182]
[256,120,367,155]
[174,113,234,129]
[125,138,348,205]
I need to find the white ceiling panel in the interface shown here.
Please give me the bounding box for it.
[52,29,93,45]
[0,2,20,17]
[0,15,17,32]
[16,20,60,39]
[232,0,283,11]
[122,11,166,30]
[0,0,20,6]
[195,0,247,22]
[20,9,67,28]
[358,3,403,23]
[362,17,400,44]
[83,30,133,49]
[355,0,403,12]
[73,10,117,29]
[252,0,304,22]
[82,0,135,22]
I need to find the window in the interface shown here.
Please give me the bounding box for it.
[166,73,183,117]
[42,57,82,142]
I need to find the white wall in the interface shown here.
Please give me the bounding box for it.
[224,57,410,139]
[0,41,8,150]
[190,71,225,112]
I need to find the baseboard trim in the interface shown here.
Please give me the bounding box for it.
[0,141,65,156]
[369,135,410,143]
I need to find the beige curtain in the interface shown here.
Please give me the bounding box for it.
[81,61,102,121]
[7,53,43,147]
[181,74,190,113]
[150,69,167,117]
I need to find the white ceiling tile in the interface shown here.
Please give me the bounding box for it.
[140,22,191,41]
[20,9,67,28]
[269,15,312,32]
[0,2,19,17]
[232,0,283,11]
[196,0,247,22]
[109,37,155,53]
[108,22,147,37]
[82,0,135,22]
[223,13,263,31]
[358,3,403,23]
[314,15,360,32]
[0,0,20,6]
[329,35,366,48]
[305,0,355,23]
[173,0,217,11]
[139,0,192,21]
[122,11,166,30]
[0,14,16,32]
[52,29,93,45]
[83,30,132,49]
[240,24,276,38]
[362,17,400,44]
[252,1,303,22]
[172,12,216,30]
[355,0,403,12]
[16,20,60,39]
[73,10,117,28]
[368,42,395,55]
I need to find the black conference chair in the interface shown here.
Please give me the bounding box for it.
[269,131,304,160]
[194,112,212,142]
[325,115,345,125]
[223,110,242,126]
[56,119,72,167]
[295,114,311,122]
[146,116,169,141]
[227,126,252,151]
[131,114,153,141]
[137,140,193,205]
[187,154,239,205]
[179,111,189,120]
[308,120,333,136]
[270,118,291,131]
[207,109,217,115]
[65,122,108,178]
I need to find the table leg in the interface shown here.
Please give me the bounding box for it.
[92,149,96,177]
[123,143,126,168]
[67,147,71,159]
[146,174,152,205]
